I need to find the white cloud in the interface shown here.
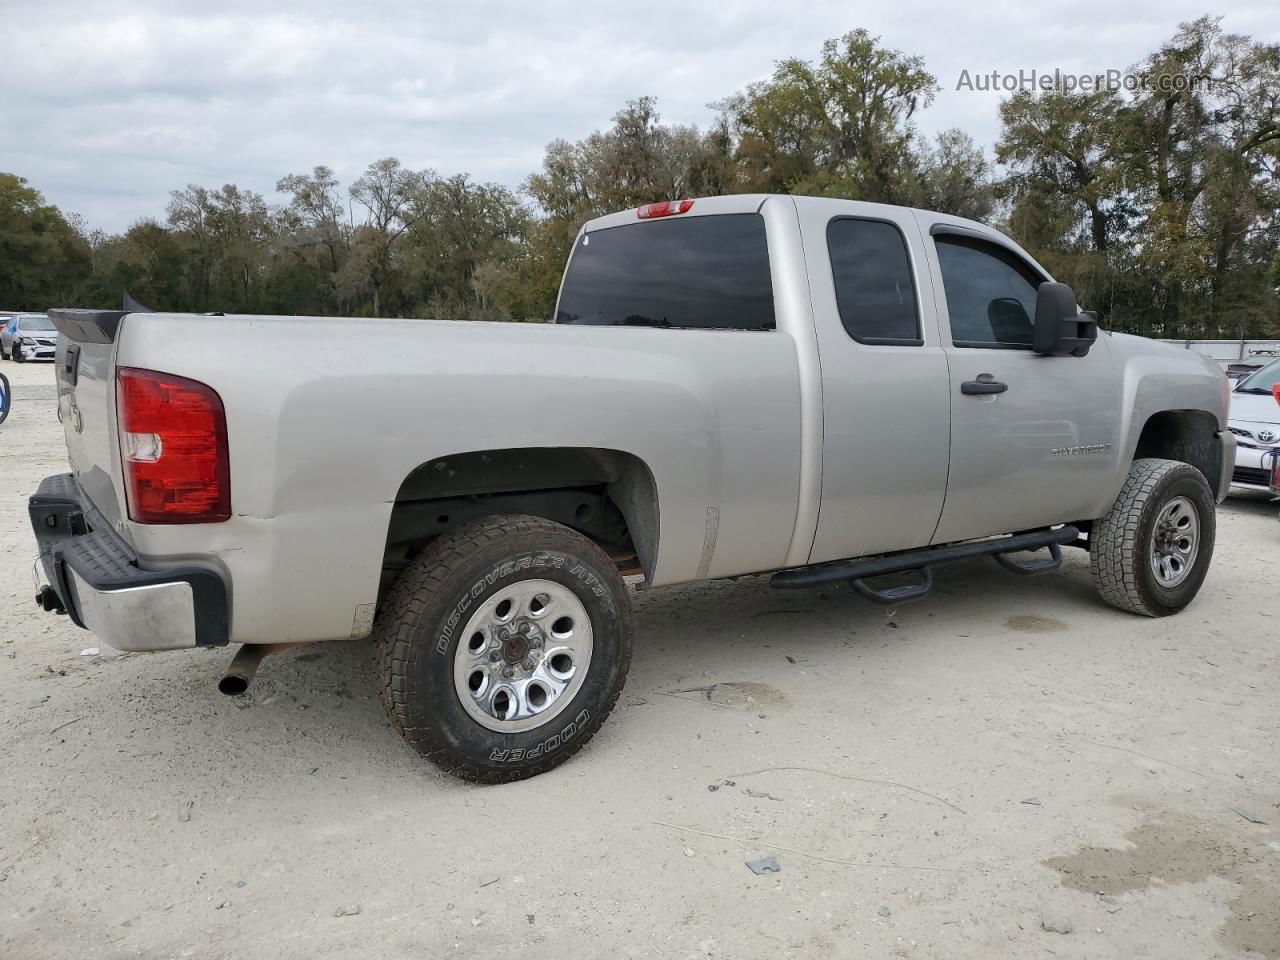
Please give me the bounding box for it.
[1,0,1274,231]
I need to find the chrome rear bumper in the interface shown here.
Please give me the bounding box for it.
[65,568,200,651]
[29,474,227,652]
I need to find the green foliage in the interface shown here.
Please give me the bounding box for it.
[919,129,997,221]
[20,159,537,320]
[998,16,1280,338]
[4,20,1276,337]
[0,174,90,309]
[718,29,937,202]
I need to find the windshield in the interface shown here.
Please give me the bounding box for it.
[18,315,54,331]
[1236,358,1280,394]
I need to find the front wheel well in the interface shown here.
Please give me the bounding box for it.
[380,447,659,596]
[1132,410,1221,485]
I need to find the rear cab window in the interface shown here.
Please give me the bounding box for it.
[556,213,774,330]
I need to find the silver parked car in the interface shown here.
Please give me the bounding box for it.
[1,313,56,362]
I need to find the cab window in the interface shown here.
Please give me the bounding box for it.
[827,218,921,345]
[556,214,774,330]
[935,237,1045,348]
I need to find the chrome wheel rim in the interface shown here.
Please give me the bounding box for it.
[1150,496,1200,588]
[452,578,593,733]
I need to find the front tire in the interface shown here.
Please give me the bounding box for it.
[1090,458,1216,616]
[372,514,633,782]
[11,344,23,363]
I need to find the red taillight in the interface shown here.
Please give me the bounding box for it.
[116,367,230,524]
[636,199,694,219]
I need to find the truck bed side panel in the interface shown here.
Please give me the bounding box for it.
[114,314,803,644]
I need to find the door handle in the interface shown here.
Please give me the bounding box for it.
[960,374,1007,395]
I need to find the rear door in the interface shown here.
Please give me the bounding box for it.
[919,219,1118,543]
[796,200,951,563]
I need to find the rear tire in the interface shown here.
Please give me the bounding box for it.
[372,514,632,782]
[1090,458,1216,616]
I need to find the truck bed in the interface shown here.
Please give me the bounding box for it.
[50,309,805,644]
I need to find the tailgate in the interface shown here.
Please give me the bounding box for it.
[49,310,128,530]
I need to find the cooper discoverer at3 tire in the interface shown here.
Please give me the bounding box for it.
[372,514,633,782]
[1090,458,1216,617]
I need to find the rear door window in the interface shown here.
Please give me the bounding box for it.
[827,218,921,345]
[556,213,774,330]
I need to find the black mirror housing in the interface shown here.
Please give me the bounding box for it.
[1033,282,1098,357]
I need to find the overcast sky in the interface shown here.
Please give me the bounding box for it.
[1,0,1274,232]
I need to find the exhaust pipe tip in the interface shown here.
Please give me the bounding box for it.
[217,673,251,696]
[217,642,299,696]
[218,644,267,696]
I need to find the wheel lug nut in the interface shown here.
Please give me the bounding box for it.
[489,651,501,662]
[522,657,535,671]
[502,665,514,678]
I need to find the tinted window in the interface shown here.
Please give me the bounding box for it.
[935,237,1044,347]
[556,214,774,330]
[827,218,920,344]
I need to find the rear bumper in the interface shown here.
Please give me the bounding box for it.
[29,474,228,651]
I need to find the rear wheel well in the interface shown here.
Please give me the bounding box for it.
[1133,410,1220,485]
[380,447,658,597]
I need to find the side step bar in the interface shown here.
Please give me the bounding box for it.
[771,525,1081,600]
[849,567,934,605]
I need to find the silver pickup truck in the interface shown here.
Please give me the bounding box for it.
[30,194,1233,781]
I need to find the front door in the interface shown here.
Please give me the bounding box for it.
[920,217,1119,544]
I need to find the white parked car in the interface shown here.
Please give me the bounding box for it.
[1228,358,1280,490]
[1,313,56,362]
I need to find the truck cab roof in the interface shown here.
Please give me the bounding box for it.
[580,193,1052,280]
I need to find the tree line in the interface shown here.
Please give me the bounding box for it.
[1,16,1276,340]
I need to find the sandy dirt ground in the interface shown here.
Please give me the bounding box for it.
[1,356,1278,960]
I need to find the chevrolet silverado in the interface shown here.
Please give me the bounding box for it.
[30,194,1234,781]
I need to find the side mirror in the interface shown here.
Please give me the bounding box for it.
[1033,282,1098,357]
